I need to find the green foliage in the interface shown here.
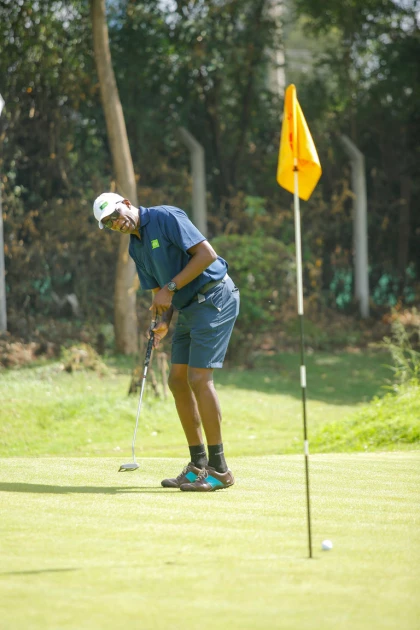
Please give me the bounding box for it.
[294,0,420,294]
[244,196,267,219]
[60,343,108,375]
[282,317,364,350]
[371,268,418,307]
[329,268,353,310]
[0,0,419,336]
[312,380,420,452]
[312,314,420,451]
[0,0,285,329]
[382,313,420,383]
[112,0,282,209]
[212,235,295,329]
[0,0,115,322]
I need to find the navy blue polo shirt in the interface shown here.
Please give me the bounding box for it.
[128,205,228,310]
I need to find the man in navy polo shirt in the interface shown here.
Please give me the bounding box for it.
[93,192,240,492]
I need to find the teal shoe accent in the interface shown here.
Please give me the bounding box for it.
[206,475,225,489]
[185,471,198,482]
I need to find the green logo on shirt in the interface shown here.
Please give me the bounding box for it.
[151,239,160,249]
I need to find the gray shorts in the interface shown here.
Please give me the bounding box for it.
[171,276,240,368]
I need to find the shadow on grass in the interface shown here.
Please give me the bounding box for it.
[0,483,177,494]
[218,352,392,406]
[0,568,80,576]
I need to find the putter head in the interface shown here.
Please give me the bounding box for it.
[118,462,140,472]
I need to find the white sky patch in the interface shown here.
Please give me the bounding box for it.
[51,0,82,28]
[157,0,177,10]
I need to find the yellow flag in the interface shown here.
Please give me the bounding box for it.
[276,84,322,200]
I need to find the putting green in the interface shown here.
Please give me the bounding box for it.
[0,453,418,629]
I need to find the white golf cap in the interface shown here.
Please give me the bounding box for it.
[93,192,125,229]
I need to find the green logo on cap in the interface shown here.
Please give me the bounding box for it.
[99,201,109,210]
[151,239,160,249]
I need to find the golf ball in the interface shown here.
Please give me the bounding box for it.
[322,540,333,551]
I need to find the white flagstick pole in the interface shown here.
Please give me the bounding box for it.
[293,159,313,559]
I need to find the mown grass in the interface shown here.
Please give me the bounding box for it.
[0,453,419,630]
[1,351,419,629]
[0,350,404,458]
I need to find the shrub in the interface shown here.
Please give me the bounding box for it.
[212,234,296,331]
[311,380,420,452]
[60,343,108,375]
[382,312,420,384]
[312,313,420,452]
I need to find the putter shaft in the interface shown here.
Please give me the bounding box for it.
[118,320,156,472]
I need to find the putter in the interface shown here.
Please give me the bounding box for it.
[118,318,157,472]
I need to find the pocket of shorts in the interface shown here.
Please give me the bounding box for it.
[208,300,221,313]
[205,286,225,313]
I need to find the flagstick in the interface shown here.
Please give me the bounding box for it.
[293,162,313,559]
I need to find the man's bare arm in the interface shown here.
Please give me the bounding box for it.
[150,241,218,316]
[170,240,217,290]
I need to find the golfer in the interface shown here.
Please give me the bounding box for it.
[93,193,240,492]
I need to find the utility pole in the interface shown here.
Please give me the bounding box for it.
[0,93,6,333]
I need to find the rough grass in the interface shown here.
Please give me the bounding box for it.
[0,454,418,630]
[312,381,420,452]
[2,350,414,459]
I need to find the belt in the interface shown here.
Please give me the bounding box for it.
[192,274,228,301]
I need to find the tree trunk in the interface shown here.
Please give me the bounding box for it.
[91,0,138,354]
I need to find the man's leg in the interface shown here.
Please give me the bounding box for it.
[168,363,204,446]
[187,367,222,445]
[180,364,234,491]
[187,366,230,477]
[172,278,239,491]
[161,363,207,488]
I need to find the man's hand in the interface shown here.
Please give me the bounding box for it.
[149,320,170,349]
[150,286,173,316]
[149,288,174,344]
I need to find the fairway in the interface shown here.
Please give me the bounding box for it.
[1,453,418,630]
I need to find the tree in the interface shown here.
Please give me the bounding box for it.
[91,0,138,354]
[111,0,282,222]
[0,0,115,328]
[292,0,420,305]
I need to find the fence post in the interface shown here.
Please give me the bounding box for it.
[340,135,370,318]
[0,93,6,333]
[178,127,207,236]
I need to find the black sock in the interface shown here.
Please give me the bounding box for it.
[189,444,208,469]
[208,444,228,473]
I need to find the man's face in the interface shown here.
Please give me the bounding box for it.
[103,200,139,233]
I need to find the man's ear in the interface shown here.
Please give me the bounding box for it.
[122,199,131,207]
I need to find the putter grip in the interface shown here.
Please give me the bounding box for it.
[144,320,156,367]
